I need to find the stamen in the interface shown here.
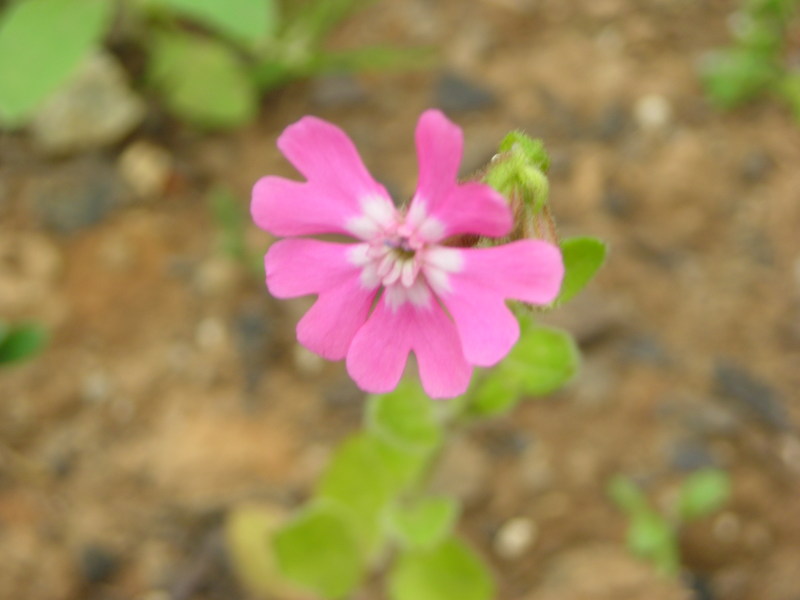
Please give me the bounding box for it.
[382,260,403,286]
[401,260,416,287]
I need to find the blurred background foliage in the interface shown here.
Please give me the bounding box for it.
[0,0,428,131]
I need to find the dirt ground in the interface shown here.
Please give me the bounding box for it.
[1,0,799,599]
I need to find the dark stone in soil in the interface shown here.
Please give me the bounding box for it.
[714,359,791,431]
[621,334,670,365]
[233,303,275,397]
[31,155,129,233]
[603,187,634,218]
[686,572,716,600]
[594,103,629,141]
[310,74,367,108]
[434,71,496,112]
[79,544,120,583]
[669,438,718,472]
[739,150,773,183]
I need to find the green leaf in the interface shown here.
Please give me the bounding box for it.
[367,379,442,453]
[0,322,48,365]
[225,504,302,598]
[0,0,113,126]
[142,0,278,48]
[388,537,494,600]
[387,497,459,550]
[556,236,607,305]
[286,0,375,44]
[677,469,731,522]
[148,31,257,129]
[470,318,579,417]
[317,432,426,555]
[272,502,364,599]
[701,49,781,108]
[607,475,649,516]
[627,510,679,576]
[778,72,800,122]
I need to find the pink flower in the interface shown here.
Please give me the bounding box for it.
[251,110,564,398]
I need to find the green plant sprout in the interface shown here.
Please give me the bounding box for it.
[0,0,427,130]
[224,131,607,600]
[0,320,48,367]
[701,0,800,121]
[608,469,731,577]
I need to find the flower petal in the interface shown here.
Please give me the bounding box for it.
[346,297,471,398]
[252,177,358,237]
[265,239,367,298]
[408,110,512,240]
[414,109,462,204]
[434,240,564,365]
[297,278,378,361]
[251,115,395,237]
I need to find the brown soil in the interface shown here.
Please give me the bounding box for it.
[1,1,799,599]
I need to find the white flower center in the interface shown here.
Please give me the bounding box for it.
[347,200,462,309]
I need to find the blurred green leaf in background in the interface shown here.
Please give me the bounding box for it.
[0,321,48,366]
[0,0,113,126]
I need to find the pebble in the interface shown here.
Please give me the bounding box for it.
[634,94,672,131]
[79,544,120,583]
[310,74,366,108]
[621,334,670,365]
[194,257,240,297]
[494,517,538,559]
[118,140,173,199]
[30,52,145,155]
[713,359,791,431]
[602,187,633,218]
[233,305,274,394]
[81,370,112,404]
[594,103,629,141]
[669,438,718,472]
[195,317,227,352]
[739,150,773,183]
[292,345,324,376]
[434,71,496,112]
[31,155,129,233]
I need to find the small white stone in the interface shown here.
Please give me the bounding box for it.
[82,371,111,404]
[195,318,226,351]
[494,517,538,559]
[118,141,172,199]
[293,345,324,375]
[634,94,672,131]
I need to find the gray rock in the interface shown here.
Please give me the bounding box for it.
[622,334,670,365]
[739,150,773,183]
[602,187,633,218]
[30,52,145,155]
[714,359,791,431]
[594,103,629,141]
[31,155,129,233]
[669,438,718,472]
[310,74,366,108]
[434,71,496,112]
[79,544,120,583]
[232,304,275,396]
